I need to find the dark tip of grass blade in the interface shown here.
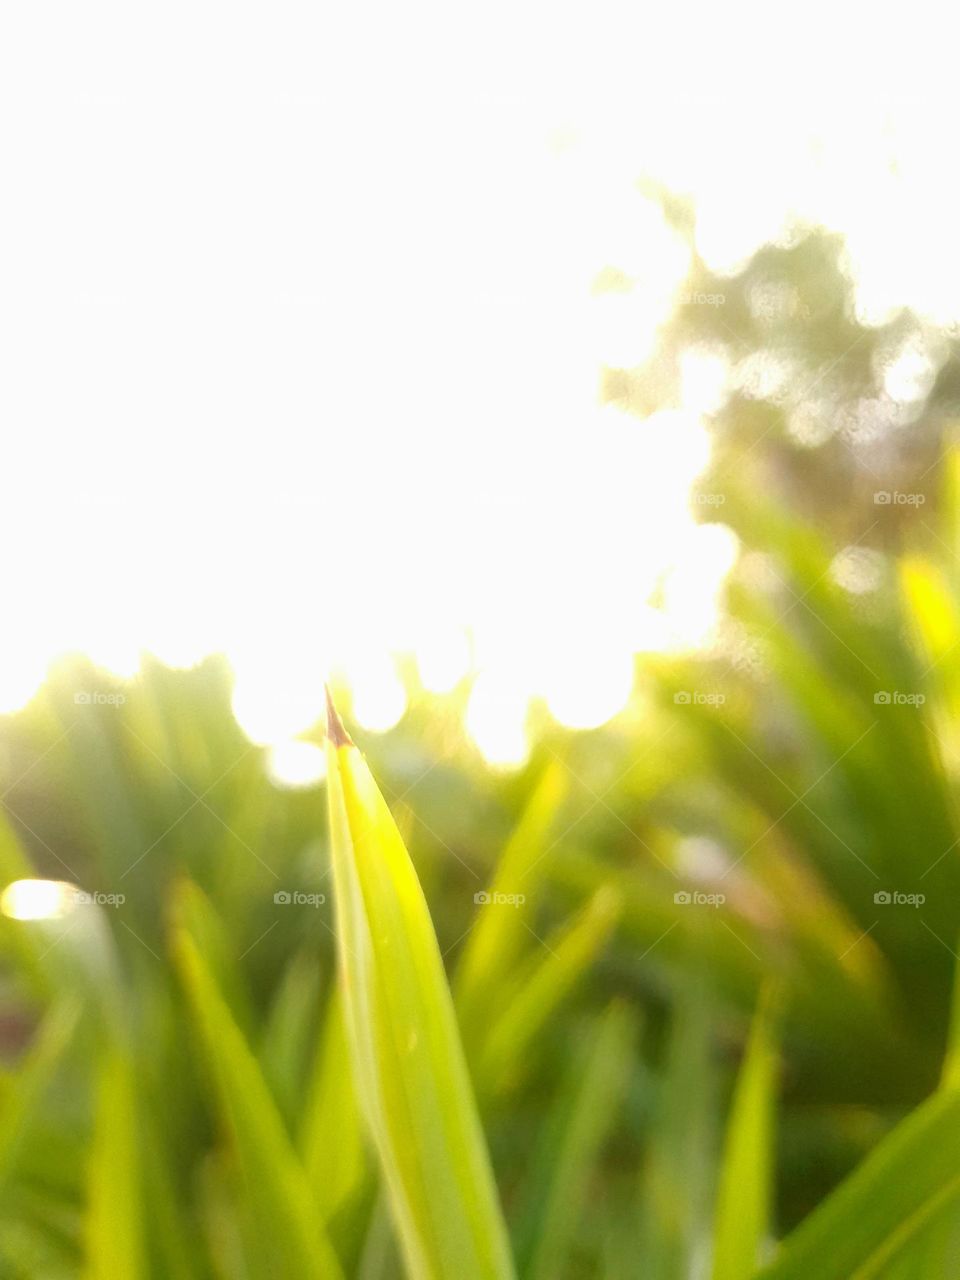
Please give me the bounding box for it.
[325,685,353,748]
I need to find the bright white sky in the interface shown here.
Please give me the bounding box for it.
[0,1,954,769]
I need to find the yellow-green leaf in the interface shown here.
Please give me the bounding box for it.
[0,999,80,1201]
[301,985,369,1222]
[757,1085,960,1280]
[172,919,344,1280]
[455,760,569,1037]
[516,1001,635,1280]
[711,987,779,1280]
[85,1049,146,1280]
[325,691,515,1280]
[477,886,621,1095]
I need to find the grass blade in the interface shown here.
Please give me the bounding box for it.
[325,690,515,1280]
[302,983,371,1223]
[85,1049,146,1280]
[943,928,960,1091]
[476,887,620,1096]
[172,915,344,1280]
[637,980,717,1280]
[455,760,569,1037]
[711,988,779,1280]
[757,1086,960,1279]
[260,948,324,1129]
[514,1001,635,1280]
[0,1000,80,1202]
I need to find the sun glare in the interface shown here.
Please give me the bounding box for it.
[14,19,924,762]
[415,628,472,694]
[265,740,327,789]
[0,659,48,717]
[542,648,636,731]
[1,879,78,922]
[231,676,328,747]
[466,674,531,770]
[345,652,408,734]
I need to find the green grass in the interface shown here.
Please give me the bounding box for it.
[3,449,960,1276]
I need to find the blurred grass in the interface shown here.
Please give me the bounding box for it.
[5,440,960,1275]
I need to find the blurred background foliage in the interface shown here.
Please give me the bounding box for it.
[5,214,960,1276]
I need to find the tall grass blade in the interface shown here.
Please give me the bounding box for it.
[637,980,716,1280]
[477,886,620,1095]
[0,1000,79,1202]
[455,761,568,1036]
[172,917,344,1279]
[711,988,779,1280]
[84,1049,146,1280]
[758,1086,960,1279]
[515,1001,635,1280]
[300,986,370,1228]
[325,690,515,1280]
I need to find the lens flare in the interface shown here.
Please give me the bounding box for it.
[1,879,79,921]
[466,673,530,769]
[265,740,327,789]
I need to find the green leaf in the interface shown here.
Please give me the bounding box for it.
[300,985,370,1223]
[942,928,960,1091]
[757,1086,960,1280]
[455,760,569,1037]
[137,1106,203,1280]
[260,948,323,1127]
[0,1000,80,1202]
[325,692,515,1280]
[85,1049,146,1280]
[172,919,344,1280]
[637,980,717,1280]
[175,879,255,1037]
[477,886,621,1096]
[868,1184,960,1278]
[711,987,779,1280]
[515,1001,635,1280]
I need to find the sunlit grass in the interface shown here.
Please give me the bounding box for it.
[4,445,960,1275]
